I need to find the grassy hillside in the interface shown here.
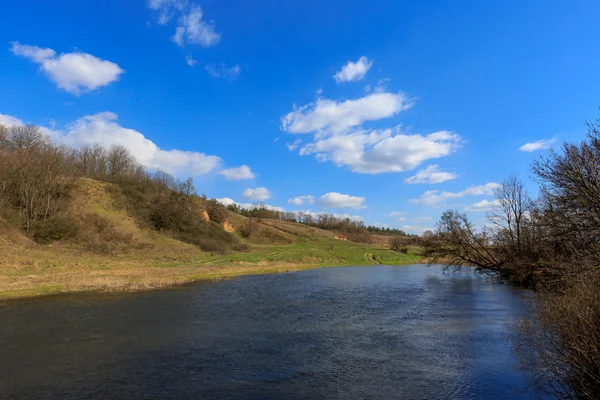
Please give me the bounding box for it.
[0,178,423,300]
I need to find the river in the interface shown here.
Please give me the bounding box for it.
[0,265,545,399]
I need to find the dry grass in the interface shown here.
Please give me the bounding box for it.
[0,229,423,300]
[0,178,424,300]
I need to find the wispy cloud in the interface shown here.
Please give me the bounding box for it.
[405,164,458,184]
[149,1,220,48]
[465,199,500,212]
[288,195,315,205]
[333,56,373,83]
[185,55,198,67]
[410,182,500,207]
[519,138,556,152]
[205,63,241,79]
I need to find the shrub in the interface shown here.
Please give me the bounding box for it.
[515,273,600,399]
[204,199,228,224]
[389,236,408,252]
[77,213,134,254]
[239,218,257,238]
[30,213,80,244]
[347,231,373,244]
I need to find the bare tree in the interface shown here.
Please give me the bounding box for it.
[435,210,502,272]
[107,145,136,177]
[489,175,533,258]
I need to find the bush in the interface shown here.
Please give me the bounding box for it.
[347,231,373,244]
[29,213,80,244]
[389,236,406,252]
[239,218,257,238]
[204,199,228,224]
[78,213,134,254]
[515,273,600,399]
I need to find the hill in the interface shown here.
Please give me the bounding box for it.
[0,177,422,300]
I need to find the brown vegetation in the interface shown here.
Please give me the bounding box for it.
[431,117,600,398]
[0,123,243,255]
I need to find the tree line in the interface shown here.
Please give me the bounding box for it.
[225,203,409,242]
[0,123,242,253]
[431,118,600,399]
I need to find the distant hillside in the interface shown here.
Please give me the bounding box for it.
[0,125,423,299]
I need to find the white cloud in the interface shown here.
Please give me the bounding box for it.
[333,56,373,83]
[465,199,501,212]
[242,187,271,201]
[281,92,411,134]
[413,216,432,223]
[281,92,462,174]
[216,198,284,212]
[218,165,255,180]
[299,127,462,174]
[185,55,198,66]
[286,139,302,151]
[405,164,458,184]
[410,182,500,207]
[288,195,315,205]
[386,211,407,218]
[519,138,556,152]
[2,111,221,177]
[149,1,220,48]
[317,192,366,209]
[11,42,124,95]
[401,225,433,235]
[294,209,365,222]
[175,5,220,47]
[148,0,185,24]
[0,113,24,127]
[385,212,406,222]
[372,223,390,228]
[205,63,241,79]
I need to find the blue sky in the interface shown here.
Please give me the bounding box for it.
[1,0,599,234]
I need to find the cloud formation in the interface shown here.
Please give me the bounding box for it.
[281,92,462,174]
[281,92,411,134]
[465,199,500,212]
[149,1,220,48]
[519,138,556,152]
[333,56,373,83]
[300,127,461,174]
[317,192,366,209]
[288,195,315,205]
[242,187,271,201]
[401,225,433,235]
[10,42,124,95]
[185,55,198,66]
[385,211,407,218]
[405,164,457,184]
[410,182,500,207]
[294,209,365,222]
[218,165,255,180]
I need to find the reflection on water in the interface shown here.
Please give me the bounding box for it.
[0,265,545,399]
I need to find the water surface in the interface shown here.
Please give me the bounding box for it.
[0,265,540,399]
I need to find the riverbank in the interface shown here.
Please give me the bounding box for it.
[0,237,423,301]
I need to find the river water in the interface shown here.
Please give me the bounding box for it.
[0,265,544,399]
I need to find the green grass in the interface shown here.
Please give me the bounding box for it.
[0,236,423,301]
[0,179,424,300]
